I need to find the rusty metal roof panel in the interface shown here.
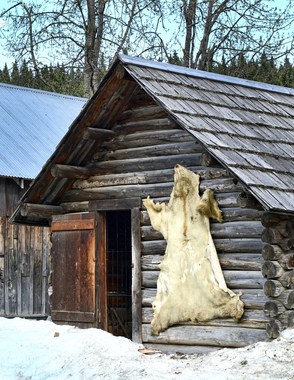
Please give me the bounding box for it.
[0,83,87,179]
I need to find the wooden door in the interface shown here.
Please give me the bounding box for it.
[50,212,97,327]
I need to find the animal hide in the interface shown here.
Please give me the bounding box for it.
[143,165,244,335]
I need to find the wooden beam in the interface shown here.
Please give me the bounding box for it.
[20,203,63,218]
[131,207,142,343]
[142,324,267,348]
[83,127,115,140]
[51,164,92,179]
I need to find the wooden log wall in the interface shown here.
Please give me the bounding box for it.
[61,92,269,352]
[0,178,50,317]
[261,212,294,338]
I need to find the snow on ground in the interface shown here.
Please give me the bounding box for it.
[0,317,293,380]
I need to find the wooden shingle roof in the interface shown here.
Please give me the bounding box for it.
[120,55,294,213]
[11,55,294,225]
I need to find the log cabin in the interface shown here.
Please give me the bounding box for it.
[0,83,86,318]
[11,55,294,353]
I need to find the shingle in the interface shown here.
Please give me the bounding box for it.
[122,55,294,212]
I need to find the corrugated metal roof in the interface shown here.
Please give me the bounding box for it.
[121,55,294,213]
[0,83,87,179]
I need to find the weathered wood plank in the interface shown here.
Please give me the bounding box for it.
[142,324,267,347]
[51,219,95,231]
[51,310,95,323]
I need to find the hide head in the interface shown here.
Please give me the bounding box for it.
[172,164,200,199]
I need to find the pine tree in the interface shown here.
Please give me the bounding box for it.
[19,61,34,87]
[0,63,10,83]
[11,61,20,85]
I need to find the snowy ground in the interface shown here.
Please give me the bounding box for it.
[0,317,293,380]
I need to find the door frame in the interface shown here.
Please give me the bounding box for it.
[90,198,142,343]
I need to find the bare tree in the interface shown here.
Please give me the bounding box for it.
[174,0,294,70]
[1,0,294,93]
[0,0,165,96]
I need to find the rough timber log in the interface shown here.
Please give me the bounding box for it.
[286,311,294,327]
[141,253,262,271]
[237,192,263,209]
[262,228,284,244]
[262,261,285,279]
[94,141,203,161]
[279,270,294,288]
[261,212,293,228]
[141,207,263,226]
[82,127,115,140]
[91,153,204,173]
[60,201,89,213]
[201,152,222,167]
[141,221,262,241]
[142,270,264,289]
[142,307,268,329]
[266,318,283,339]
[73,168,234,190]
[142,324,267,348]
[118,105,166,123]
[51,164,92,179]
[262,244,283,261]
[104,129,196,149]
[263,280,284,297]
[263,300,286,317]
[142,289,267,310]
[278,253,294,270]
[277,310,294,327]
[20,203,64,218]
[141,238,263,255]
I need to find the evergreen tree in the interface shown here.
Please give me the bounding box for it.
[278,56,294,88]
[19,61,33,87]
[11,61,20,85]
[0,63,10,83]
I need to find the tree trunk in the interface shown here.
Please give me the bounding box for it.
[84,0,105,97]
[183,0,196,67]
